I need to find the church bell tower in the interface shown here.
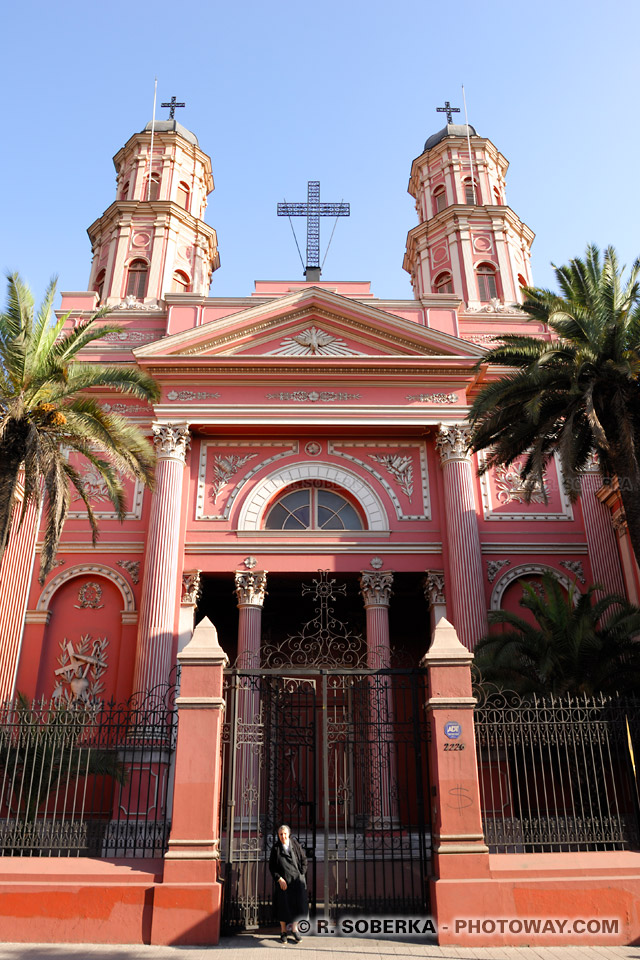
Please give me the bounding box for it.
[87,118,220,306]
[403,114,534,307]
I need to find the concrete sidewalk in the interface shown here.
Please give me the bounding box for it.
[0,935,639,959]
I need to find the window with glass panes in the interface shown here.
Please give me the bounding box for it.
[264,486,364,531]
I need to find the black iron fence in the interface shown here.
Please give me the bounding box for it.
[475,686,640,853]
[0,680,178,857]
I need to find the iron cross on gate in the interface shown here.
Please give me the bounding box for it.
[277,182,350,281]
[161,96,186,120]
[436,101,461,123]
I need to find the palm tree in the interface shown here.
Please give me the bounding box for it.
[0,273,160,581]
[467,245,640,565]
[473,574,640,696]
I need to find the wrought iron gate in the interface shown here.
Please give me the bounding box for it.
[220,665,431,931]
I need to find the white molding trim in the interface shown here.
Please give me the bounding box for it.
[196,441,298,521]
[490,563,573,610]
[478,452,574,523]
[236,461,389,532]
[68,478,145,521]
[329,441,430,521]
[36,563,136,612]
[481,543,588,554]
[184,542,441,555]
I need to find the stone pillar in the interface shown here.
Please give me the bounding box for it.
[435,425,488,649]
[233,569,267,825]
[151,617,228,945]
[580,461,625,598]
[133,423,190,694]
[234,570,267,668]
[421,616,489,940]
[178,570,201,655]
[360,570,398,826]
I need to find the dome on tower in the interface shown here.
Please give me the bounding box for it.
[143,119,199,146]
[423,123,477,153]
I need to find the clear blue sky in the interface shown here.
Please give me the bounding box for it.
[1,0,638,304]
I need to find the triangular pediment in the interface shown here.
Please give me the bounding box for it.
[133,286,486,361]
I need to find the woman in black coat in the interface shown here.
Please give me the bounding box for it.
[269,824,308,943]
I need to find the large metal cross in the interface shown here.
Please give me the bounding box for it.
[161,96,186,120]
[436,101,460,124]
[278,181,350,280]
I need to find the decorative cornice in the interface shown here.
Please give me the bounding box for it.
[435,424,472,463]
[359,570,394,607]
[152,422,191,462]
[173,305,453,359]
[234,570,268,607]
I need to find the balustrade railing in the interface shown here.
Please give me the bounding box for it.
[0,677,178,857]
[474,686,640,853]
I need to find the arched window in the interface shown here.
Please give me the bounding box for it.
[463,178,479,204]
[171,270,190,293]
[433,272,453,294]
[264,486,365,531]
[493,186,502,204]
[432,185,446,214]
[176,181,190,210]
[125,259,148,300]
[144,173,160,201]
[477,263,498,302]
[120,181,129,200]
[94,269,106,303]
[517,273,527,291]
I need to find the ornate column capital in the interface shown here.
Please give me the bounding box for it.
[152,422,191,462]
[359,570,394,607]
[423,571,446,607]
[234,570,268,607]
[181,570,201,605]
[435,424,472,464]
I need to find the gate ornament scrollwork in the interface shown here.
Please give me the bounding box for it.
[261,570,365,668]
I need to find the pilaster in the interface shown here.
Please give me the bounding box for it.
[178,570,201,654]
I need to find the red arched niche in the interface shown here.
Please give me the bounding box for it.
[35,575,128,703]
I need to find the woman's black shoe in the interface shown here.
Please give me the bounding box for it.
[279,933,288,944]
[292,932,302,943]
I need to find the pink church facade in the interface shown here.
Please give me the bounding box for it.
[0,116,634,705]
[2,115,640,948]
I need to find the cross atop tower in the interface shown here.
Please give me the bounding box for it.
[436,101,460,124]
[161,96,186,120]
[278,182,350,282]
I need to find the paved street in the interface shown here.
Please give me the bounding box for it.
[0,934,639,959]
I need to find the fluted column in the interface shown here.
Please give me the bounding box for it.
[0,478,41,700]
[233,570,267,826]
[360,570,397,826]
[435,425,488,649]
[234,570,267,668]
[133,423,190,693]
[580,460,625,598]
